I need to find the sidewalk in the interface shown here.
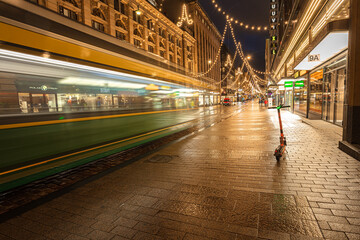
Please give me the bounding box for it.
[1,102,359,240]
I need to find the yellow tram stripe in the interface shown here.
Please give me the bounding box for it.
[0,108,198,130]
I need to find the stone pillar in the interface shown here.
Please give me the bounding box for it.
[82,0,92,26]
[339,0,360,159]
[108,1,116,37]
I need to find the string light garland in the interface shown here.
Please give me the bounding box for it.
[177,4,193,27]
[227,20,266,93]
[192,23,229,77]
[211,0,268,32]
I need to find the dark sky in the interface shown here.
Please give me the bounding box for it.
[163,0,269,72]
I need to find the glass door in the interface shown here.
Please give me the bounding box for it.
[335,68,346,126]
[322,73,331,121]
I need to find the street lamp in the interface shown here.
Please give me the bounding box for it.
[135,6,141,15]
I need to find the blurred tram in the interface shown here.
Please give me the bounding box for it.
[0,0,223,191]
[0,49,221,192]
[0,49,202,117]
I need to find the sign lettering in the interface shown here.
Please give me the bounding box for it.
[308,54,320,62]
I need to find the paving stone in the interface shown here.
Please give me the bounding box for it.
[2,103,360,239]
[322,230,348,240]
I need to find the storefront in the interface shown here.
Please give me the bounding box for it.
[292,30,348,126]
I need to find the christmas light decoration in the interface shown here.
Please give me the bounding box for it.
[177,4,193,27]
[210,0,268,32]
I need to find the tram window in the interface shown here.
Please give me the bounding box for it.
[18,93,31,114]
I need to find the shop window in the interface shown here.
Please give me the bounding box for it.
[92,20,105,32]
[148,45,154,53]
[134,38,142,47]
[92,8,106,20]
[59,6,78,20]
[116,30,126,40]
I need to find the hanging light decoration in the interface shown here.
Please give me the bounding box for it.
[210,0,269,31]
[177,4,193,27]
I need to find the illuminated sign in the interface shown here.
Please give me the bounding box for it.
[284,81,293,88]
[295,81,304,87]
[269,0,278,57]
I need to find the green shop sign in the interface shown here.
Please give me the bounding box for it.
[295,80,304,87]
[284,81,293,88]
[284,80,304,88]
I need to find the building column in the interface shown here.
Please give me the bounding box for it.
[339,0,360,160]
[82,0,92,26]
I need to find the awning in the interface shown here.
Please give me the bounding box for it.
[294,31,348,70]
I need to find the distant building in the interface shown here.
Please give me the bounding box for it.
[187,0,222,102]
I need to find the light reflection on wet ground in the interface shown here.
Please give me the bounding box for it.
[1,101,360,239]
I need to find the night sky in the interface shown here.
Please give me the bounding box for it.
[163,0,269,73]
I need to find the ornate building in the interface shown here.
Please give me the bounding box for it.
[25,0,197,73]
[187,0,222,92]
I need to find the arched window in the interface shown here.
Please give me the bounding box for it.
[133,28,142,38]
[92,8,106,20]
[63,0,78,8]
[116,20,126,30]
[148,36,155,44]
[160,41,165,49]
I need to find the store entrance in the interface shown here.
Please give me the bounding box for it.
[322,67,346,126]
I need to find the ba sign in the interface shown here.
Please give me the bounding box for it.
[308,54,320,62]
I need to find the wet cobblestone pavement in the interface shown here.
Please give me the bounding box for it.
[1,102,360,240]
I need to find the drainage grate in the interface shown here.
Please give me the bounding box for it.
[146,155,174,163]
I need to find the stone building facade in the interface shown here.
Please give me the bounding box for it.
[29,0,197,74]
[187,0,222,89]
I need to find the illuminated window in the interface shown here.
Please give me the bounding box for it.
[92,20,105,32]
[134,38,142,47]
[59,6,78,20]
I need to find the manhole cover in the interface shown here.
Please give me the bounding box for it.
[146,155,174,163]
